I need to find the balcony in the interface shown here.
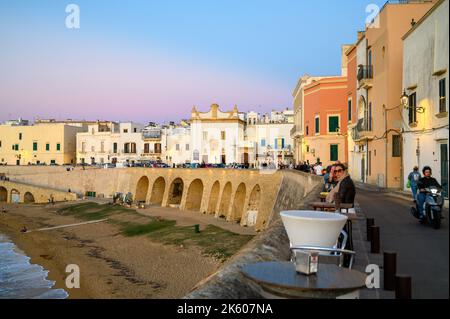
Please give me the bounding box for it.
[290,125,302,138]
[352,118,374,142]
[357,65,373,89]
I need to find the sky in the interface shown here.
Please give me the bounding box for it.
[0,0,387,124]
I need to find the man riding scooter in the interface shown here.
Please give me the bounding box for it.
[416,166,442,221]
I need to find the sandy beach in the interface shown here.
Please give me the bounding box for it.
[0,201,250,299]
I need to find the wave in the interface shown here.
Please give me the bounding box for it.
[0,233,69,299]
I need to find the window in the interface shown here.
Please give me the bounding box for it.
[12,144,19,151]
[408,93,417,124]
[124,143,129,154]
[193,150,199,161]
[0,140,2,148]
[185,144,189,151]
[155,143,162,154]
[56,143,61,151]
[275,138,285,150]
[46,143,50,151]
[330,144,339,162]
[439,78,446,113]
[19,133,22,140]
[113,143,118,153]
[306,145,310,153]
[315,116,320,134]
[123,129,128,133]
[328,116,339,133]
[144,143,150,154]
[348,99,352,122]
[50,160,56,164]
[306,125,309,136]
[133,128,137,133]
[203,132,208,141]
[261,139,266,147]
[221,131,226,140]
[100,141,104,153]
[392,135,402,157]
[81,142,86,152]
[33,142,38,151]
[176,144,180,151]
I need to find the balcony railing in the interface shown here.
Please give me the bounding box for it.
[290,125,302,138]
[357,65,373,81]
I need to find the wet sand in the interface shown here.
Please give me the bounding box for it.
[0,202,222,299]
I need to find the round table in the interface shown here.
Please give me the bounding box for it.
[241,262,367,299]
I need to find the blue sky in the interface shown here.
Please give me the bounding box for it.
[0,0,387,123]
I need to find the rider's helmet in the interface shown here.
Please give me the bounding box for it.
[422,166,432,174]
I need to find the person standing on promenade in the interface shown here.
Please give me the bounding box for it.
[407,166,421,202]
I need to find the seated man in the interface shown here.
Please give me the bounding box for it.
[416,166,442,219]
[326,164,355,205]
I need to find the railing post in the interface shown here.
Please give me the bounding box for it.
[370,226,380,254]
[383,251,397,291]
[366,218,375,241]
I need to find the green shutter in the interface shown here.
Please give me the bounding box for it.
[46,143,50,151]
[329,116,339,133]
[330,145,338,161]
[315,117,320,134]
[57,143,61,151]
[33,142,38,151]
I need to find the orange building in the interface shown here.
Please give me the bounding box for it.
[303,76,349,166]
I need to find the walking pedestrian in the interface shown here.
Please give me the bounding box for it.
[407,166,421,202]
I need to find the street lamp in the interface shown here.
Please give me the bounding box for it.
[401,89,425,113]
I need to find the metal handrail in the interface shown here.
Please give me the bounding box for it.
[290,245,356,269]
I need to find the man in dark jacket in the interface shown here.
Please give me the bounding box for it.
[417,166,442,219]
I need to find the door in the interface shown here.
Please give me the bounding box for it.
[441,143,448,198]
[361,155,366,183]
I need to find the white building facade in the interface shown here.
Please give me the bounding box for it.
[402,0,449,198]
[76,122,164,165]
[190,104,247,165]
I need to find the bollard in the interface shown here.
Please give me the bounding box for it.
[383,251,397,291]
[194,224,200,233]
[366,218,375,241]
[370,226,380,254]
[395,275,412,299]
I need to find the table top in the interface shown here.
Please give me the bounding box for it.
[241,262,367,296]
[309,201,354,209]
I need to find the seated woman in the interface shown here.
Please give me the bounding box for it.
[325,164,356,206]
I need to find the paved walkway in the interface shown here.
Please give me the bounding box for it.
[356,189,449,299]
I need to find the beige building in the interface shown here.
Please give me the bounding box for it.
[356,0,436,188]
[0,121,86,165]
[402,0,448,197]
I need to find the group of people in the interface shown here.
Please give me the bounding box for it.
[407,166,442,219]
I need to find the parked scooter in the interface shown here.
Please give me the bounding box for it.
[410,186,444,229]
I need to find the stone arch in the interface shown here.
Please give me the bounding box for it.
[135,176,150,203]
[218,182,232,218]
[150,177,166,205]
[185,179,204,212]
[207,181,220,215]
[230,183,246,223]
[168,178,184,207]
[0,187,7,202]
[10,189,20,203]
[245,184,261,227]
[24,192,35,204]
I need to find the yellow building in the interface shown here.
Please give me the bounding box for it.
[0,122,86,165]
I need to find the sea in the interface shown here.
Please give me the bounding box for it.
[0,232,68,299]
